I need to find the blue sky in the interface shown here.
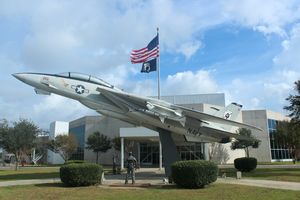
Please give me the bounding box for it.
[0,0,300,129]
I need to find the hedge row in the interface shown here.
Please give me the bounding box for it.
[234,157,257,172]
[60,163,103,187]
[171,160,218,189]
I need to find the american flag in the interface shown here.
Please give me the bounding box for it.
[130,35,159,64]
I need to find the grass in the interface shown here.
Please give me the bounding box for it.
[0,167,60,181]
[258,161,300,165]
[0,165,116,181]
[219,168,300,182]
[1,165,300,183]
[0,183,299,200]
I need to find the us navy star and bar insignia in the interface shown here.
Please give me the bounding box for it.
[71,85,89,94]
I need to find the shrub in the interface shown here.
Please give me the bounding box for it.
[234,157,257,172]
[64,160,86,165]
[60,163,103,187]
[171,160,218,189]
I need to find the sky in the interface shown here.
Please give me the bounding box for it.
[0,0,300,129]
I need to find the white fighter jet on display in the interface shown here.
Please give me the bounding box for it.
[13,72,261,176]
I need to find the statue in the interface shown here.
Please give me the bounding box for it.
[125,152,137,184]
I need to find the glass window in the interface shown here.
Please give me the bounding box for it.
[278,150,282,159]
[89,76,112,87]
[58,72,70,77]
[271,150,275,159]
[70,72,90,81]
[268,119,272,129]
[177,143,204,161]
[56,72,119,89]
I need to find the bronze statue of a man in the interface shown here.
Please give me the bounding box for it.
[125,152,137,184]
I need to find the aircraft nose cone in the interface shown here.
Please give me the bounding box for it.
[12,73,27,82]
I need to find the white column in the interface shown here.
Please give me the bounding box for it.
[159,139,162,170]
[121,137,124,169]
[32,148,36,160]
[204,143,209,160]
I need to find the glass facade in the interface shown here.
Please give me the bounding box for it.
[140,143,159,166]
[268,119,292,160]
[177,143,205,160]
[69,125,85,160]
[139,142,205,166]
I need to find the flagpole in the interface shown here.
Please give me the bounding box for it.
[157,27,160,100]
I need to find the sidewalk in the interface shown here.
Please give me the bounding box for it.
[0,178,60,187]
[217,177,300,191]
[0,168,300,191]
[219,164,300,169]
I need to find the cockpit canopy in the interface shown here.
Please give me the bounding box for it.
[57,72,116,89]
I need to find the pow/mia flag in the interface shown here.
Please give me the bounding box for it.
[141,58,157,73]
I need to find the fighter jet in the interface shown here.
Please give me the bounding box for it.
[13,72,261,176]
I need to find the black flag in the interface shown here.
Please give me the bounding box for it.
[141,58,157,73]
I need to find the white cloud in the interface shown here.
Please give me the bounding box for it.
[1,0,300,129]
[219,67,299,112]
[2,0,300,73]
[163,70,218,95]
[176,41,202,59]
[32,94,96,128]
[212,20,300,111]
[222,0,300,36]
[130,79,157,97]
[273,23,300,70]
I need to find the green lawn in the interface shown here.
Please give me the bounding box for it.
[0,183,299,200]
[0,167,60,181]
[258,161,300,165]
[0,166,116,181]
[1,166,300,183]
[219,168,300,182]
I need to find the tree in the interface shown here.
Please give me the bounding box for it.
[112,137,121,152]
[86,132,112,164]
[49,134,77,161]
[231,128,260,157]
[0,119,39,170]
[277,80,300,163]
[284,80,300,121]
[112,136,134,153]
[208,143,230,164]
[276,120,300,164]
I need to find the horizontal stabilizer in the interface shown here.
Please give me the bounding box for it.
[175,104,262,131]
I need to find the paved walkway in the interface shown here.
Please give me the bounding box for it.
[0,168,300,191]
[217,178,300,191]
[0,178,60,187]
[219,164,300,169]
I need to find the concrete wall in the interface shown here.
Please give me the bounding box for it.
[266,110,289,122]
[48,121,69,164]
[49,121,69,139]
[158,93,225,107]
[69,95,294,165]
[242,110,271,162]
[69,116,134,165]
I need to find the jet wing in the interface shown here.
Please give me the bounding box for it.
[96,87,172,110]
[174,104,262,131]
[96,87,262,131]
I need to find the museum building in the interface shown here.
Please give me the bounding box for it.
[48,93,292,167]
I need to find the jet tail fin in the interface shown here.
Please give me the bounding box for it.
[210,102,242,120]
[209,102,243,131]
